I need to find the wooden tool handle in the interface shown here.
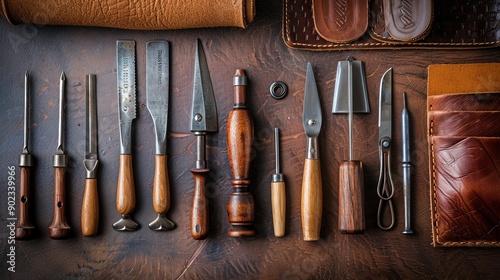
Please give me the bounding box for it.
[153,155,170,214]
[271,181,286,237]
[81,178,99,236]
[190,168,210,240]
[49,166,71,239]
[339,160,365,233]
[116,154,135,215]
[15,166,35,239]
[301,158,322,241]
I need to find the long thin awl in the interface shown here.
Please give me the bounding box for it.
[49,71,71,239]
[113,40,139,231]
[81,74,99,237]
[401,92,414,235]
[16,71,35,239]
[190,39,218,240]
[301,62,323,241]
[146,40,175,231]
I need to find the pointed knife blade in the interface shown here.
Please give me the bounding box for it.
[379,68,393,140]
[117,40,136,155]
[303,62,322,138]
[190,39,218,133]
[146,40,170,155]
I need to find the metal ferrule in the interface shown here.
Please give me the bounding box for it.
[194,131,207,169]
[272,173,284,182]
[84,158,98,178]
[53,153,67,168]
[19,153,32,167]
[306,137,319,159]
[233,76,247,86]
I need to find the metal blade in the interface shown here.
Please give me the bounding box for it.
[379,68,393,140]
[85,74,98,160]
[190,39,218,132]
[303,62,322,138]
[22,71,30,154]
[146,40,170,155]
[117,40,136,154]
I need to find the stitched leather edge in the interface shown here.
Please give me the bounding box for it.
[283,0,500,50]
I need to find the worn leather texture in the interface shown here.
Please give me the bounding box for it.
[377,0,433,42]
[312,0,368,43]
[0,0,255,29]
[428,63,500,247]
[283,0,500,50]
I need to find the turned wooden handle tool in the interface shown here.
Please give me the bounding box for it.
[16,71,35,240]
[271,128,286,237]
[226,69,255,238]
[81,74,99,237]
[49,72,71,239]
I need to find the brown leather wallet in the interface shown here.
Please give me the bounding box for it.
[1,0,255,29]
[428,63,500,247]
[283,0,500,50]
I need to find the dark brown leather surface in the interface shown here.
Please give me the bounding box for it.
[428,92,500,111]
[312,0,368,43]
[1,0,500,278]
[284,0,500,50]
[429,111,500,137]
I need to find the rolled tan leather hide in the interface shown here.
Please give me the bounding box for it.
[1,0,255,29]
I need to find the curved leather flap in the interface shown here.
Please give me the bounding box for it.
[312,0,368,43]
[383,0,433,41]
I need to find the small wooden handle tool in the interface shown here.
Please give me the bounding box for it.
[271,128,286,237]
[49,72,71,239]
[16,71,35,240]
[81,74,99,236]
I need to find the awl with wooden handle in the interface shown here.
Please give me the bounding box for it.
[146,40,175,231]
[113,40,139,231]
[301,63,323,241]
[271,127,286,237]
[189,39,218,239]
[16,71,35,240]
[81,74,99,237]
[49,71,71,239]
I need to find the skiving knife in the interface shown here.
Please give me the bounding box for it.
[190,39,218,240]
[146,40,175,231]
[113,40,139,231]
[301,62,323,241]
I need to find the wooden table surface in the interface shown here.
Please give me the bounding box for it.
[1,1,499,279]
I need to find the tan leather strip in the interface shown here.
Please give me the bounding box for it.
[0,0,255,29]
[427,63,500,96]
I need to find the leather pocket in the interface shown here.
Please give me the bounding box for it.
[381,0,433,42]
[429,111,500,137]
[428,93,500,112]
[430,136,500,246]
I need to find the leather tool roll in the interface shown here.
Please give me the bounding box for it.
[428,63,500,247]
[1,0,255,29]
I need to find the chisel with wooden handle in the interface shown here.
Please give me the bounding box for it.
[113,40,139,231]
[49,72,71,239]
[81,74,99,236]
[146,40,175,231]
[16,71,35,240]
[271,127,286,237]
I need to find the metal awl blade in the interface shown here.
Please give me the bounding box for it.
[84,74,98,178]
[146,40,170,155]
[191,39,218,133]
[303,62,322,139]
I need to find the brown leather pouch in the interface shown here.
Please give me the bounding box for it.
[428,63,500,247]
[0,0,255,29]
[312,0,368,43]
[283,0,500,50]
[374,0,433,42]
